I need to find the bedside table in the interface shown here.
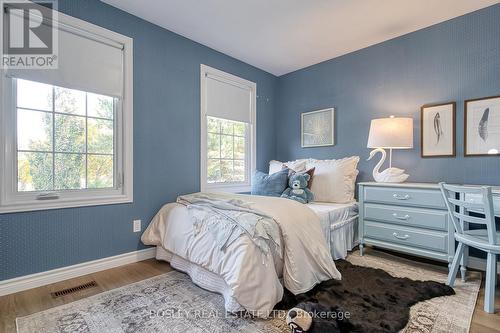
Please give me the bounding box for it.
[359,182,455,268]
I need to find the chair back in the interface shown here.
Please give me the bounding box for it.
[439,182,497,245]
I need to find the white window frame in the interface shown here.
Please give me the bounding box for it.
[200,64,256,193]
[0,10,133,214]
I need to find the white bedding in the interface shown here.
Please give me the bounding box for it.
[141,193,340,317]
[152,202,358,313]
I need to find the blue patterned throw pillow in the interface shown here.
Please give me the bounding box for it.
[251,169,289,197]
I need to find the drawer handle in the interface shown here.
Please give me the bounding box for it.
[392,213,410,220]
[393,232,410,240]
[393,194,410,200]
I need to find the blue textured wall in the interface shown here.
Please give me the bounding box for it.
[0,0,277,281]
[3,2,500,281]
[276,4,500,185]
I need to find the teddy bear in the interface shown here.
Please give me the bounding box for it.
[281,173,314,204]
[286,307,312,333]
[286,302,345,333]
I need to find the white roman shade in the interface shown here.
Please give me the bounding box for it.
[5,10,124,98]
[205,74,252,123]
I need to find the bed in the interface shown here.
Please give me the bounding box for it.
[142,194,359,315]
[142,156,360,316]
[151,201,358,313]
[142,193,343,316]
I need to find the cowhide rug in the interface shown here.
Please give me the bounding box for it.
[276,260,455,333]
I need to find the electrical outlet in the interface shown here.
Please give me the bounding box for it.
[133,219,141,233]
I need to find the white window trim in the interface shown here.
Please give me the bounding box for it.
[0,9,133,214]
[200,64,256,193]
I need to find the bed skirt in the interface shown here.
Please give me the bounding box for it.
[327,216,359,260]
[156,246,245,312]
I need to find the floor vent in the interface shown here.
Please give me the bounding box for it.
[51,281,98,298]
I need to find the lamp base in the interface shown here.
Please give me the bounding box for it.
[367,148,409,183]
[373,169,409,183]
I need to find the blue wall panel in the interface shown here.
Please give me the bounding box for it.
[0,0,277,280]
[276,5,500,185]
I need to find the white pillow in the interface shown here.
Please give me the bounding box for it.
[306,156,360,203]
[269,159,307,174]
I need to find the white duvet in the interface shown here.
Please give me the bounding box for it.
[141,193,341,316]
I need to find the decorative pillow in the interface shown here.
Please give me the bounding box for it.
[306,156,360,203]
[251,168,289,197]
[269,159,307,174]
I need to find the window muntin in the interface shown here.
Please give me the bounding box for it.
[206,116,248,184]
[15,79,115,192]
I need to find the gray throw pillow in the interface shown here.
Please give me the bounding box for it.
[251,168,289,197]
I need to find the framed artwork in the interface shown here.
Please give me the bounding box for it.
[420,102,456,157]
[465,95,500,156]
[301,108,335,148]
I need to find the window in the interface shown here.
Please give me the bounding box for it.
[0,8,133,213]
[201,65,256,192]
[207,117,247,183]
[16,79,115,192]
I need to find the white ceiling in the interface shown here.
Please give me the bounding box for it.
[102,0,500,76]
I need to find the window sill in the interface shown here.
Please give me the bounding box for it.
[202,184,251,194]
[0,194,133,214]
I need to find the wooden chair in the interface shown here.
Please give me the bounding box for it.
[439,182,499,313]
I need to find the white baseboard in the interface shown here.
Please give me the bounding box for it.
[467,256,500,274]
[0,248,156,296]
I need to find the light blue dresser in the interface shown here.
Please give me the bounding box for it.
[359,182,454,264]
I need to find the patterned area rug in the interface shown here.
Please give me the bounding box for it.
[16,250,480,333]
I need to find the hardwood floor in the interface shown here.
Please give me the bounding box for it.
[0,257,498,333]
[0,259,171,333]
[471,276,500,333]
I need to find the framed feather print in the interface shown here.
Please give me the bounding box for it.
[465,95,500,156]
[421,102,456,157]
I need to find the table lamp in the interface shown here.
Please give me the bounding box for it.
[367,116,413,183]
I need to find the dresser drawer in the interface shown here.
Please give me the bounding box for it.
[363,187,445,209]
[364,203,448,231]
[364,221,448,253]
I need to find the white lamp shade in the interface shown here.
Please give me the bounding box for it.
[367,117,413,149]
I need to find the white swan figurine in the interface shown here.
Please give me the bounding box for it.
[367,148,409,183]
